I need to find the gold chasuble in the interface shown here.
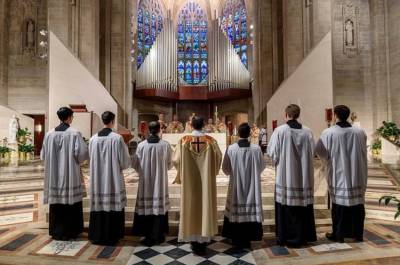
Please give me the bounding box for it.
[173,135,222,242]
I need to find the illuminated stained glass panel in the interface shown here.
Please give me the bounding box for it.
[137,0,164,69]
[222,0,248,68]
[177,1,208,85]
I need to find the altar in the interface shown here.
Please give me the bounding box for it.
[162,133,227,152]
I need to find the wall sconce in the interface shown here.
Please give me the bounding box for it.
[35,124,43,133]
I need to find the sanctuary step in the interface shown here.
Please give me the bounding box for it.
[0,161,44,194]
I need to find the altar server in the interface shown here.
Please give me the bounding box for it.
[173,116,222,255]
[315,105,368,242]
[41,107,89,240]
[267,104,317,247]
[132,121,173,246]
[88,111,131,245]
[222,123,266,249]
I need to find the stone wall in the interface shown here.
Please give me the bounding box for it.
[6,0,48,114]
[387,0,400,125]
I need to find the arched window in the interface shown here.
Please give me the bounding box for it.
[222,0,248,68]
[177,1,208,85]
[137,0,164,69]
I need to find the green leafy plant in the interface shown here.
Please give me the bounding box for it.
[16,127,31,138]
[0,146,14,154]
[370,139,382,151]
[379,196,400,220]
[18,143,34,153]
[376,121,400,139]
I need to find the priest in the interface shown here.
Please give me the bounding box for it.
[222,123,266,249]
[267,104,317,247]
[167,114,184,133]
[315,105,367,242]
[88,111,131,245]
[40,107,89,240]
[173,116,222,255]
[132,121,173,246]
[204,118,216,133]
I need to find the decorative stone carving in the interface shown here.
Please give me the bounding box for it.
[342,0,359,57]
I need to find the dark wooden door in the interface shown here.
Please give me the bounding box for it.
[26,114,45,156]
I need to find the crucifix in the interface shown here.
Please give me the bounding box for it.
[191,137,205,152]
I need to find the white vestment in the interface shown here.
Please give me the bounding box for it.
[267,124,315,206]
[89,132,131,212]
[222,143,266,223]
[40,127,89,205]
[133,139,173,215]
[315,125,368,206]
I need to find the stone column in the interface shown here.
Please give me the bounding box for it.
[369,0,390,129]
[387,0,400,125]
[0,0,8,106]
[252,0,274,125]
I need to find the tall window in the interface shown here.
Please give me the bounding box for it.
[221,0,248,67]
[177,1,208,85]
[137,0,164,69]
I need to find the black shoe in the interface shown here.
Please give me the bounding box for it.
[141,238,156,247]
[325,232,344,243]
[355,237,363,242]
[191,242,207,256]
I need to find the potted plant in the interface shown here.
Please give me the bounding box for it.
[369,139,382,156]
[16,128,32,144]
[0,146,13,165]
[379,196,400,220]
[18,143,34,161]
[377,121,400,142]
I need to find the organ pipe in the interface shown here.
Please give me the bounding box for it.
[137,14,177,92]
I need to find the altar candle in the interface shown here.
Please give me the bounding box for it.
[325,108,333,122]
[272,120,278,131]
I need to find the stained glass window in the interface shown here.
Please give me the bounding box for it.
[222,0,248,67]
[177,1,208,85]
[137,0,164,69]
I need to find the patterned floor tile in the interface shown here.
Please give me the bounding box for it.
[146,253,174,265]
[32,239,90,257]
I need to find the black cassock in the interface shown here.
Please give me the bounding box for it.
[268,120,317,247]
[48,123,84,240]
[275,202,317,246]
[88,128,129,245]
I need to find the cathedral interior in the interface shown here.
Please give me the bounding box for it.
[1,0,400,264]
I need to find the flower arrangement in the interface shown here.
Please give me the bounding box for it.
[18,143,35,161]
[17,127,32,144]
[369,138,382,156]
[376,121,400,143]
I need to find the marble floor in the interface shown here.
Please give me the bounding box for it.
[0,159,399,265]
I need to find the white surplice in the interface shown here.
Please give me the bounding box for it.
[267,124,315,206]
[222,142,266,223]
[315,125,368,206]
[40,127,89,205]
[89,132,131,212]
[133,139,173,215]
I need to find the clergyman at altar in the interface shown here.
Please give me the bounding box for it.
[166,114,184,133]
[173,116,222,255]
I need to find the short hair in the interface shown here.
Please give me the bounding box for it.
[192,116,204,130]
[101,111,115,125]
[334,105,350,121]
[149,121,161,134]
[238,123,251,138]
[285,104,301,119]
[57,107,74,122]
